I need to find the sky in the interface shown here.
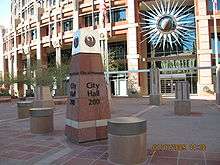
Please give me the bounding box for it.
[0,0,11,28]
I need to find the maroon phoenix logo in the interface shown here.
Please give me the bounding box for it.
[85,35,96,47]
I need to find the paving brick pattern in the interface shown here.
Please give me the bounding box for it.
[0,97,219,164]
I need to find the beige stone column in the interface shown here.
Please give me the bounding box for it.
[8,53,18,97]
[23,46,31,96]
[73,0,79,31]
[1,56,5,82]
[52,38,61,66]
[36,22,42,66]
[52,39,61,96]
[8,55,12,75]
[8,54,14,95]
[17,53,24,97]
[52,9,62,67]
[0,27,4,81]
[26,52,31,95]
[127,0,140,96]
[13,30,19,96]
[35,3,43,66]
[196,0,214,95]
[56,47,61,66]
[44,0,47,8]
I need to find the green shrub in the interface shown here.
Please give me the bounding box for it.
[0,90,11,96]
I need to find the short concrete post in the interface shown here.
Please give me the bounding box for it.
[174,81,191,116]
[29,107,54,134]
[17,101,33,119]
[108,117,147,165]
[150,67,161,105]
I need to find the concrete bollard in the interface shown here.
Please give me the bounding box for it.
[29,107,54,134]
[108,117,147,165]
[17,101,33,119]
[174,81,191,116]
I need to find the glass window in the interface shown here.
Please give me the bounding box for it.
[18,1,20,8]
[108,41,127,59]
[29,7,34,15]
[31,29,37,40]
[111,8,126,22]
[37,0,44,7]
[84,14,92,27]
[11,39,14,47]
[63,19,73,31]
[49,0,56,6]
[108,41,127,71]
[84,13,99,27]
[94,13,99,25]
[22,12,25,20]
[47,52,56,66]
[211,33,220,56]
[208,0,220,11]
[61,49,72,65]
[22,0,25,7]
[22,10,27,20]
[50,23,54,34]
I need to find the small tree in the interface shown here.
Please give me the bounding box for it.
[127,74,141,97]
[1,73,18,96]
[35,65,54,88]
[107,51,127,71]
[48,64,69,96]
[0,63,70,97]
[16,64,54,97]
[0,78,10,96]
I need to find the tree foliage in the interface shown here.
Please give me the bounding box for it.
[0,64,70,96]
[107,51,127,71]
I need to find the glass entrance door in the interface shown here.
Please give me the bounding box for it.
[161,79,172,94]
[161,75,186,95]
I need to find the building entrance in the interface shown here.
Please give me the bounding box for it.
[160,74,186,95]
[160,72,197,95]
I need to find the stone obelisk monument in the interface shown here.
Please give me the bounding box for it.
[65,29,111,143]
[149,50,161,106]
[149,67,161,106]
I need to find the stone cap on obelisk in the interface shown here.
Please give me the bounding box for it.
[72,28,101,56]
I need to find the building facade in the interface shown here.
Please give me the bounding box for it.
[0,26,5,82]
[195,0,220,95]
[0,0,218,97]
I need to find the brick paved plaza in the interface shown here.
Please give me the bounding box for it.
[0,97,219,165]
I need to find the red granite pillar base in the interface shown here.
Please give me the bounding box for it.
[65,125,108,143]
[65,53,111,143]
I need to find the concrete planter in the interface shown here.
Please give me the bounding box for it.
[17,101,33,119]
[29,107,54,134]
[108,117,147,165]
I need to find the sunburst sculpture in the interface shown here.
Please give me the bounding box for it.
[140,0,195,50]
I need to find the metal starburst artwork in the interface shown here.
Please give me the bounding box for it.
[140,0,195,50]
